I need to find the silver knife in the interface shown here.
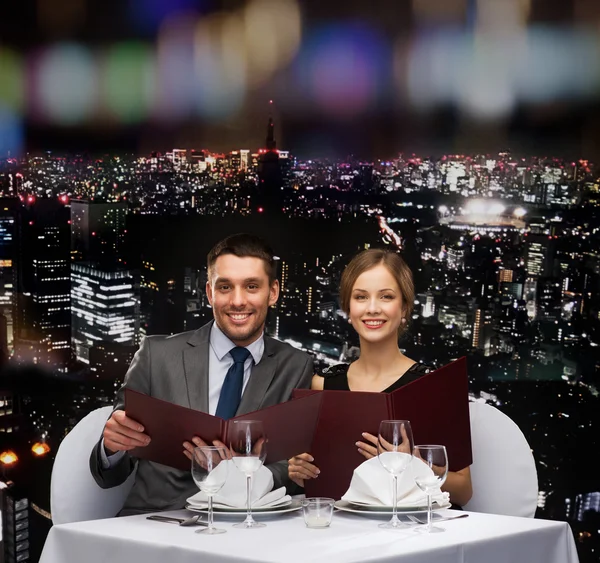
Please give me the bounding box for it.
[146,515,208,527]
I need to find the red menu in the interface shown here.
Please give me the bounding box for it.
[125,357,471,497]
[293,357,472,499]
[125,390,322,471]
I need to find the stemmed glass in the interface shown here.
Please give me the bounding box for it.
[229,420,267,529]
[190,445,230,535]
[413,445,448,534]
[377,420,414,529]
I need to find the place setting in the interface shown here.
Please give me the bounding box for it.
[149,419,462,537]
[335,420,460,533]
[183,420,302,535]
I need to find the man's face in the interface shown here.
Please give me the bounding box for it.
[206,254,279,346]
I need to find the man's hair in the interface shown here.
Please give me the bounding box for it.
[339,249,414,327]
[207,233,277,283]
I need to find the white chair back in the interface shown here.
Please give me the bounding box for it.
[463,401,538,518]
[50,406,137,525]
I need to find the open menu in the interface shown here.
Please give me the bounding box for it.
[125,357,471,499]
[125,389,323,471]
[293,357,472,499]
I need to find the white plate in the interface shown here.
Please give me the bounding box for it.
[186,499,302,516]
[335,500,451,516]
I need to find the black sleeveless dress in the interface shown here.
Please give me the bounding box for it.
[320,362,433,391]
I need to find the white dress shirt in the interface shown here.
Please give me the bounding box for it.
[208,322,264,415]
[101,324,264,468]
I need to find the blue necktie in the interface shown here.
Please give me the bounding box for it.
[215,347,252,419]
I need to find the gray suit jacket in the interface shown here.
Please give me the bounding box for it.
[89,321,314,515]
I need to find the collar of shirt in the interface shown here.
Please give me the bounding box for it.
[209,322,265,365]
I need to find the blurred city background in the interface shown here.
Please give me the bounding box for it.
[1,0,600,561]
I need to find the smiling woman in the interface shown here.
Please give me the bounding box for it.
[288,248,473,508]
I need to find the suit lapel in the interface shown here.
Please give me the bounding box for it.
[183,322,212,412]
[237,336,278,415]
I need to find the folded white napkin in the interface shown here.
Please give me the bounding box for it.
[187,461,291,509]
[341,456,450,508]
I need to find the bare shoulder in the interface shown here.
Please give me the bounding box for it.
[311,374,325,390]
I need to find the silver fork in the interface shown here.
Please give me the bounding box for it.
[407,513,469,525]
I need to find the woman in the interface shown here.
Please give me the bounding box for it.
[288,249,473,507]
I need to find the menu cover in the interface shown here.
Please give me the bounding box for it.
[125,390,323,471]
[292,357,472,499]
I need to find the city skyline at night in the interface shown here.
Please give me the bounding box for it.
[0,140,599,561]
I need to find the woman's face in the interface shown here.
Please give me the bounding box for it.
[348,264,405,344]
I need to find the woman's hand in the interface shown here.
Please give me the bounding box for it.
[288,453,320,487]
[356,432,378,459]
[356,424,412,460]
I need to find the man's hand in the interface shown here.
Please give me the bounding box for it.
[288,453,320,488]
[182,437,232,463]
[103,410,150,454]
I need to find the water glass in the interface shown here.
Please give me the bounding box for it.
[302,497,335,528]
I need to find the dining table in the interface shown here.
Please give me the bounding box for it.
[39,505,580,563]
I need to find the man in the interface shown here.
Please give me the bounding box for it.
[89,233,314,515]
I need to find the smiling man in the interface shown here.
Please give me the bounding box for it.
[89,233,314,515]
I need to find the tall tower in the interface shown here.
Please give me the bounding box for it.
[69,200,139,375]
[14,198,71,368]
[256,101,283,215]
[0,198,18,356]
[266,114,276,151]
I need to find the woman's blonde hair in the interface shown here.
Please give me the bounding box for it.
[339,249,414,328]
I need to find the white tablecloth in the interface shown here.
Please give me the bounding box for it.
[39,508,579,563]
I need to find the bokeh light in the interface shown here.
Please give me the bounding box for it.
[102,42,155,123]
[0,47,24,114]
[242,0,302,87]
[34,43,97,125]
[406,26,600,119]
[194,13,246,120]
[412,0,467,24]
[298,25,387,118]
[155,14,197,121]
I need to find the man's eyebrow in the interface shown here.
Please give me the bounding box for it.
[214,277,263,284]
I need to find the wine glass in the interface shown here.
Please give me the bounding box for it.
[377,420,414,529]
[413,445,448,534]
[229,420,267,529]
[190,446,230,535]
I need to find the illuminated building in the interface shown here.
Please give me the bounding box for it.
[447,247,465,270]
[70,200,127,266]
[172,149,187,171]
[537,277,562,321]
[71,263,139,365]
[472,308,494,354]
[526,235,556,278]
[240,150,250,171]
[422,292,435,318]
[229,151,241,170]
[14,200,71,368]
[0,199,18,354]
